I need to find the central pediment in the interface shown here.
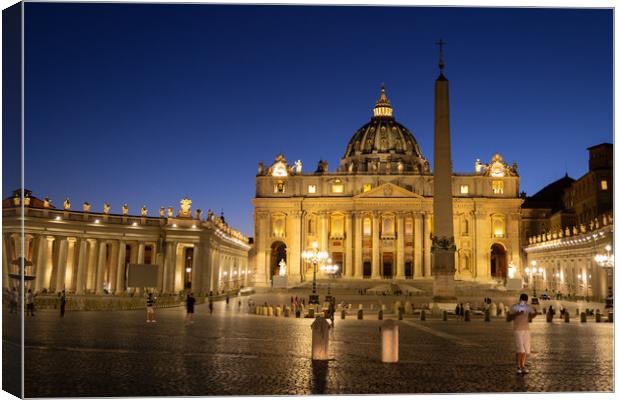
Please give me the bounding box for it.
[354,182,423,198]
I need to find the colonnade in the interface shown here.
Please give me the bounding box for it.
[2,233,250,296]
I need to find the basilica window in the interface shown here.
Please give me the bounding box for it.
[491,215,505,238]
[491,180,504,194]
[330,214,345,239]
[460,184,469,194]
[462,219,469,236]
[363,217,372,236]
[363,183,372,192]
[601,180,608,190]
[307,218,315,235]
[405,218,413,235]
[381,215,395,238]
[308,184,317,194]
[331,180,344,194]
[272,216,286,238]
[274,180,286,194]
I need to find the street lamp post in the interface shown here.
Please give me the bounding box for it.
[595,244,614,309]
[302,241,329,305]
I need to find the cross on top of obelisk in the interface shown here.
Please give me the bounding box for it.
[436,38,447,72]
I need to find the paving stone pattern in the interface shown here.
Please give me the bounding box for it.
[2,294,613,397]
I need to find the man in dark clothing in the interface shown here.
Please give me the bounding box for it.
[59,291,66,317]
[185,293,196,325]
[208,298,214,314]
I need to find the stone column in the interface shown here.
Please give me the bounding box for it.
[345,212,354,278]
[414,213,423,278]
[85,239,98,292]
[289,211,302,283]
[396,213,405,279]
[423,213,432,277]
[114,241,126,295]
[95,241,107,294]
[163,241,175,293]
[64,238,77,291]
[75,239,88,294]
[137,243,145,264]
[192,243,202,293]
[254,212,269,287]
[174,244,184,293]
[209,248,219,293]
[320,212,329,252]
[354,213,363,278]
[155,249,165,293]
[371,212,381,278]
[108,241,119,294]
[32,236,44,292]
[55,238,68,292]
[41,237,55,292]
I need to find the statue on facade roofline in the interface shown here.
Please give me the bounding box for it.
[179,198,192,217]
[294,160,302,174]
[159,207,165,218]
[196,209,202,220]
[258,161,264,175]
[207,209,213,221]
[122,204,129,215]
[167,207,173,217]
[141,205,148,217]
[63,198,71,210]
[43,197,50,208]
[83,202,91,212]
[103,203,110,214]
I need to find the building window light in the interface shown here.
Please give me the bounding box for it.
[601,180,608,190]
[94,219,100,224]
[460,185,469,194]
[363,183,372,192]
[308,184,316,194]
[332,180,344,194]
[55,216,61,221]
[132,222,138,226]
[492,180,504,194]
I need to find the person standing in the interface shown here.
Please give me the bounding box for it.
[208,298,214,314]
[455,304,461,320]
[185,293,196,325]
[508,293,538,374]
[26,289,35,316]
[146,293,156,322]
[59,290,67,317]
[225,295,230,305]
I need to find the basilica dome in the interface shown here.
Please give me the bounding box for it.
[338,87,430,174]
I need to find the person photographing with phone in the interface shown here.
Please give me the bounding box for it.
[508,293,538,374]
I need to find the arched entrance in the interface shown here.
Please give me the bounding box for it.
[382,253,393,279]
[270,241,287,278]
[363,261,372,278]
[490,243,507,281]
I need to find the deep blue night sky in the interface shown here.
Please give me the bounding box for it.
[20,4,612,235]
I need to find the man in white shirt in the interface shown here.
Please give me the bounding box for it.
[508,293,538,374]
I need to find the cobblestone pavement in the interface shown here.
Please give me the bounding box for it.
[3,293,613,397]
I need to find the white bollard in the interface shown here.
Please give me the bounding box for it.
[381,319,399,363]
[490,303,497,317]
[405,301,413,315]
[311,317,331,360]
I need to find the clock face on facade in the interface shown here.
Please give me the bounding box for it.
[271,162,288,177]
[489,161,505,177]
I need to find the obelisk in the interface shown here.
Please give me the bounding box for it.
[431,39,457,300]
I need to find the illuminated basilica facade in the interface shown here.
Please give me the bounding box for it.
[252,87,524,287]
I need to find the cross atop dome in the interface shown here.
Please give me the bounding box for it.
[373,85,393,118]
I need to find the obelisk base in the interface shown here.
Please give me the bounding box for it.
[432,248,457,300]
